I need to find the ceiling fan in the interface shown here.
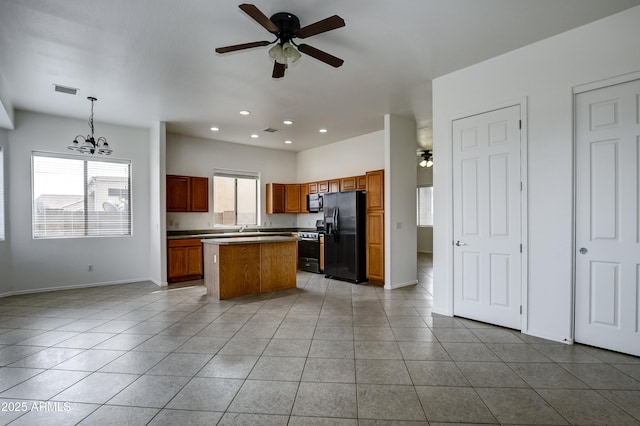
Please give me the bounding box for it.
[215,4,345,78]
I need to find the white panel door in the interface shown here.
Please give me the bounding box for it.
[575,79,640,356]
[453,105,522,329]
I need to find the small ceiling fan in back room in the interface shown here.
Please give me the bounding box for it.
[215,3,345,78]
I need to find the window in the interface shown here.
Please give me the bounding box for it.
[417,186,433,226]
[0,146,4,240]
[213,170,259,226]
[32,152,131,238]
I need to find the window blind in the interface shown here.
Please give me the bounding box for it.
[32,151,131,238]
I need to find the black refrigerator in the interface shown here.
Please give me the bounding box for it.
[323,190,367,283]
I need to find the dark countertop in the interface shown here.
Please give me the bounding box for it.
[201,235,299,245]
[167,227,314,240]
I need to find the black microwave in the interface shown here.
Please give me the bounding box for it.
[307,193,323,212]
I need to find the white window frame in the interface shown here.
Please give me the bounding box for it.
[417,185,433,227]
[212,168,260,227]
[31,151,132,239]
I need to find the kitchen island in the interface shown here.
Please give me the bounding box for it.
[202,236,298,300]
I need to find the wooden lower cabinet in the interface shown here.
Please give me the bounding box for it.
[366,211,384,285]
[168,239,203,283]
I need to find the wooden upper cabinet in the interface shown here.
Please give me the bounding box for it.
[167,175,209,212]
[167,175,190,212]
[190,177,209,212]
[329,179,340,193]
[300,184,309,214]
[356,175,366,190]
[340,176,357,192]
[266,183,285,214]
[308,182,318,194]
[317,181,329,193]
[366,169,384,211]
[285,184,301,213]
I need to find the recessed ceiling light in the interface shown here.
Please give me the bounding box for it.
[251,134,259,138]
[284,140,292,144]
[283,120,293,125]
[210,127,219,131]
[319,128,328,133]
[239,110,251,116]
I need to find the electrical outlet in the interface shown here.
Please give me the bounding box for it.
[88,264,93,272]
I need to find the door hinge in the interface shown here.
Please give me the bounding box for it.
[520,305,522,314]
[519,120,522,129]
[520,244,523,253]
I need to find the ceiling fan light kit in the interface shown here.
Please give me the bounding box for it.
[419,150,433,168]
[215,4,345,78]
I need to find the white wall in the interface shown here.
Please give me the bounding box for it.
[0,129,10,295]
[432,5,640,342]
[296,130,385,182]
[417,165,433,253]
[149,122,167,286]
[166,133,298,230]
[384,115,418,289]
[296,130,385,228]
[8,111,151,293]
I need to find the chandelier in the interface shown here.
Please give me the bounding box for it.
[68,96,112,155]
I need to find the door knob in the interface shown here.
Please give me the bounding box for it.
[579,247,588,255]
[455,241,467,246]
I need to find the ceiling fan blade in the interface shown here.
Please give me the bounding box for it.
[297,44,344,68]
[239,4,279,33]
[272,62,287,78]
[297,15,345,39]
[215,41,271,54]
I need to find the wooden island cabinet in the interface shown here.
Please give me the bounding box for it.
[203,236,298,300]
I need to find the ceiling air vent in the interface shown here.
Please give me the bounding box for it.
[54,84,78,95]
[263,127,278,133]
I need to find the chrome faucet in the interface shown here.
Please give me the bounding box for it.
[239,224,248,233]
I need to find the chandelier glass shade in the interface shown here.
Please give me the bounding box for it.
[68,96,112,155]
[269,41,301,65]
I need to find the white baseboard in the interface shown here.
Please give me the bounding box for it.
[0,277,154,298]
[384,279,418,290]
[149,278,168,287]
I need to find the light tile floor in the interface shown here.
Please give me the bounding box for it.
[0,254,639,425]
